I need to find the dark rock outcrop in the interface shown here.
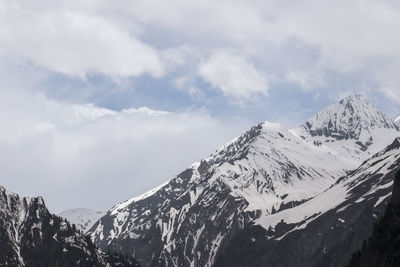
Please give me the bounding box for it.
[215,139,400,267]
[0,186,139,266]
[347,170,400,267]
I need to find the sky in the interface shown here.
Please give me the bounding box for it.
[1,0,400,212]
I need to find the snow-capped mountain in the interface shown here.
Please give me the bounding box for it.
[395,115,400,127]
[0,186,137,266]
[216,137,400,267]
[88,94,399,267]
[347,161,400,267]
[58,208,105,233]
[293,94,399,161]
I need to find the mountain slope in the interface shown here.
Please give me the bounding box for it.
[59,208,105,233]
[348,168,400,267]
[0,186,137,266]
[347,169,400,267]
[89,94,399,267]
[89,122,350,267]
[215,137,400,267]
[293,94,398,161]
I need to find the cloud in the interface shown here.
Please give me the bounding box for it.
[286,69,325,91]
[199,51,269,100]
[0,1,164,78]
[0,88,249,212]
[130,1,400,102]
[2,0,400,105]
[1,0,400,212]
[376,59,400,103]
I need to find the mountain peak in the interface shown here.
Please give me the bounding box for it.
[88,94,400,267]
[395,115,400,125]
[299,94,397,140]
[338,93,365,104]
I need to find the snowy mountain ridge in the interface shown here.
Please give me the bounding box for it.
[58,208,105,233]
[215,137,400,267]
[88,94,400,267]
[293,94,399,162]
[395,115,400,126]
[257,136,400,237]
[297,94,397,139]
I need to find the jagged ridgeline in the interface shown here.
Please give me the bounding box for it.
[0,186,139,266]
[88,94,399,267]
[58,208,106,234]
[215,138,400,267]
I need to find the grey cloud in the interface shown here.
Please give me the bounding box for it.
[2,0,400,102]
[0,88,249,212]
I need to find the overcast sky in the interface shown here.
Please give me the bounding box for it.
[1,0,400,212]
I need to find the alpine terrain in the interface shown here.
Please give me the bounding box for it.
[59,208,106,233]
[88,94,399,266]
[215,137,400,266]
[395,116,400,128]
[0,186,138,266]
[347,168,400,267]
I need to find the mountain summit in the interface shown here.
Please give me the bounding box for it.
[88,95,399,267]
[292,94,399,161]
[216,137,400,267]
[298,94,397,140]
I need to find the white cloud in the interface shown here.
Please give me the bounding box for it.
[2,0,400,103]
[199,51,269,100]
[174,73,205,101]
[118,0,400,102]
[1,0,400,212]
[0,88,249,212]
[376,59,400,103]
[0,1,164,78]
[286,69,325,91]
[160,45,199,72]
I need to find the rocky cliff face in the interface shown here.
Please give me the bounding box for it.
[347,163,400,267]
[297,94,397,140]
[215,137,400,267]
[293,94,399,161]
[88,95,399,267]
[0,186,138,266]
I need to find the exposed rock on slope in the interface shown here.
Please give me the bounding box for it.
[0,186,137,266]
[215,137,400,267]
[59,208,105,233]
[293,94,399,160]
[88,95,399,267]
[395,116,400,127]
[347,168,400,267]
